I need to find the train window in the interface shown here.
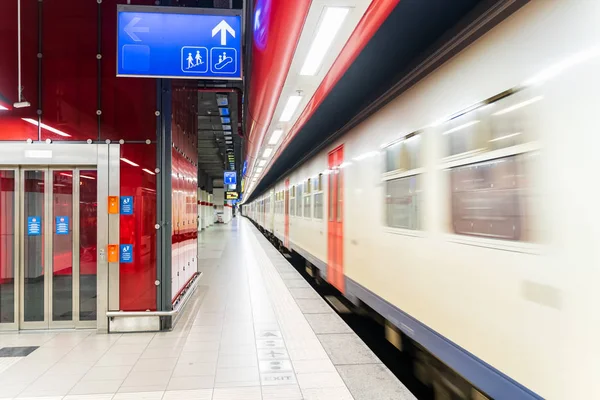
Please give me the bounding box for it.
[449,155,529,241]
[290,198,295,216]
[296,184,303,217]
[314,192,324,219]
[385,175,420,230]
[304,195,312,218]
[385,133,421,173]
[443,90,539,158]
[306,179,311,194]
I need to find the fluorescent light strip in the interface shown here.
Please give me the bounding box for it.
[256,167,263,173]
[442,120,480,135]
[268,129,283,145]
[488,132,522,142]
[279,96,302,122]
[22,118,71,137]
[142,168,155,175]
[0,105,8,111]
[258,160,267,167]
[492,96,543,116]
[120,157,139,167]
[300,7,350,76]
[262,148,273,158]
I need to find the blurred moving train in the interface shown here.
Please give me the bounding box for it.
[243,2,600,399]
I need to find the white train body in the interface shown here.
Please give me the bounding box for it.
[245,2,600,398]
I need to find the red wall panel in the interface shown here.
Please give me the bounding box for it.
[0,0,40,140]
[42,1,98,141]
[119,143,157,311]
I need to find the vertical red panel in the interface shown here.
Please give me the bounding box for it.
[0,0,40,140]
[119,144,157,311]
[42,1,97,141]
[327,145,344,293]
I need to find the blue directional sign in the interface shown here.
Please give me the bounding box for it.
[224,171,237,185]
[120,244,133,264]
[120,196,134,215]
[27,216,41,236]
[55,216,69,235]
[117,5,242,80]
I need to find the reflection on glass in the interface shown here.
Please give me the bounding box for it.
[52,171,73,321]
[79,170,97,321]
[385,175,420,230]
[24,170,45,322]
[0,171,15,323]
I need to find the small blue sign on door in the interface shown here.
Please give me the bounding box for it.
[120,196,134,215]
[120,244,133,263]
[55,216,69,235]
[27,216,41,236]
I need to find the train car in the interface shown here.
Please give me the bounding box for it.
[245,2,600,399]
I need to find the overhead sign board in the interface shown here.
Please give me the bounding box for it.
[226,192,238,200]
[224,171,237,185]
[117,5,242,80]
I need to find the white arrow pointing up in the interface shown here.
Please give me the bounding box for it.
[212,20,235,46]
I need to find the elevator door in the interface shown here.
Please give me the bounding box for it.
[18,168,98,330]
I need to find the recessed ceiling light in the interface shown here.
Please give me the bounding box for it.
[300,7,350,76]
[262,148,273,158]
[268,129,283,145]
[258,160,267,167]
[279,95,302,122]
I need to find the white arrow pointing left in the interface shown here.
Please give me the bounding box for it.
[124,17,149,42]
[212,20,235,46]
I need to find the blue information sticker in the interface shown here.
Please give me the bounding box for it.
[224,171,236,185]
[120,244,133,263]
[120,196,134,215]
[55,216,69,235]
[27,216,41,236]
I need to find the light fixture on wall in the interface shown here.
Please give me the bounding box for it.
[268,129,283,145]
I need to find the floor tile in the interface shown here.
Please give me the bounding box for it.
[317,334,380,365]
[82,365,133,381]
[215,366,259,387]
[167,376,215,390]
[304,314,353,335]
[295,299,333,314]
[296,371,346,390]
[68,379,123,395]
[302,387,354,400]
[131,357,178,372]
[212,386,261,400]
[336,364,417,400]
[121,370,170,387]
[262,385,304,400]
[112,391,164,400]
[162,389,213,400]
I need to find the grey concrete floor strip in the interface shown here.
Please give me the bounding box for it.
[336,364,418,400]
[317,333,381,365]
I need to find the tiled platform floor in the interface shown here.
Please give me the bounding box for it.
[0,218,415,400]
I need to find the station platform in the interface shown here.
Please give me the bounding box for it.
[0,218,414,400]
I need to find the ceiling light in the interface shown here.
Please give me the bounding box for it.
[142,168,155,175]
[300,7,350,76]
[256,167,263,173]
[0,105,8,111]
[262,148,273,158]
[258,160,267,167]
[120,157,139,167]
[279,95,302,122]
[222,124,231,130]
[268,129,283,145]
[219,108,229,116]
[221,117,231,124]
[22,118,71,137]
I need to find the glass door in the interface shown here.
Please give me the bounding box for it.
[19,168,97,330]
[0,170,17,330]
